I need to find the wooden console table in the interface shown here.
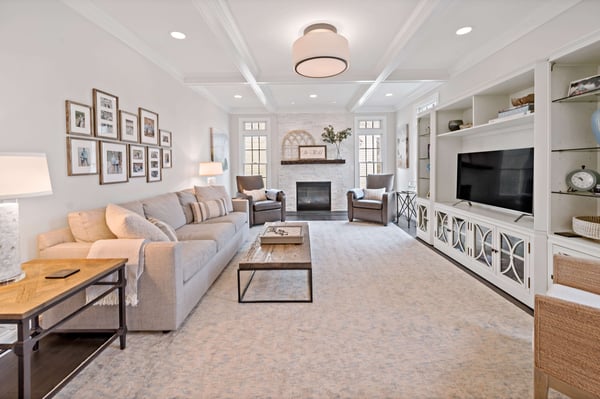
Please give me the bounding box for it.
[0,258,127,399]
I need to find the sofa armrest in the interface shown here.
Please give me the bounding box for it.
[142,241,184,310]
[232,198,249,214]
[37,227,75,253]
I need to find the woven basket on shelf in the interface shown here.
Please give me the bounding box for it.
[572,216,600,240]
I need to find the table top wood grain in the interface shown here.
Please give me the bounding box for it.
[0,258,127,320]
[239,222,311,270]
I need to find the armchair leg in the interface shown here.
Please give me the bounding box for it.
[534,368,549,399]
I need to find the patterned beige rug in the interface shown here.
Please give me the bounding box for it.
[56,221,566,398]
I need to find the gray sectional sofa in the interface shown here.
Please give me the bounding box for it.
[37,188,249,331]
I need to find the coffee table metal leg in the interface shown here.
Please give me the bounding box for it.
[117,267,127,349]
[308,269,313,303]
[238,269,256,303]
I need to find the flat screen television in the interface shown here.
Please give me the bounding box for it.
[456,148,534,214]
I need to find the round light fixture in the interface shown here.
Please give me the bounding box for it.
[292,23,349,78]
[385,93,393,97]
[170,31,186,40]
[309,94,318,98]
[455,26,472,36]
[233,94,242,99]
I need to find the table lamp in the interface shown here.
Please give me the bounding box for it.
[0,153,53,284]
[199,161,223,185]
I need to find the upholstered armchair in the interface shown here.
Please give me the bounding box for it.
[236,175,286,226]
[347,173,395,226]
[534,254,600,399]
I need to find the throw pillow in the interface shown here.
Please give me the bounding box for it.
[194,185,233,213]
[147,217,178,242]
[190,199,228,223]
[265,188,281,201]
[243,189,267,202]
[105,203,169,242]
[363,188,386,200]
[68,207,116,243]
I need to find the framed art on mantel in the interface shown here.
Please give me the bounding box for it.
[93,89,119,140]
[99,141,128,184]
[65,100,92,136]
[139,108,159,146]
[120,110,139,143]
[67,137,98,175]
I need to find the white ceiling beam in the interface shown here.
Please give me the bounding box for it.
[191,0,276,113]
[349,0,442,112]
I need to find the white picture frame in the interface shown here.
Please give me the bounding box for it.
[93,89,119,140]
[66,100,92,136]
[99,141,128,184]
[147,147,162,182]
[139,108,159,146]
[120,110,139,143]
[129,144,146,178]
[67,137,98,175]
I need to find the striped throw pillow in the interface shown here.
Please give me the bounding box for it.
[190,199,228,223]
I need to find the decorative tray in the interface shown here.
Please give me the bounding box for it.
[260,225,304,244]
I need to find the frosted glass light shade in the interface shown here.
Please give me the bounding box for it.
[293,23,349,78]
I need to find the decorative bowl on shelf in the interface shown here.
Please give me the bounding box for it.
[448,120,463,131]
[572,216,600,240]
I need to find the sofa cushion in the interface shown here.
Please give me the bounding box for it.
[363,188,385,200]
[176,190,197,224]
[105,204,169,241]
[142,193,186,230]
[254,200,281,211]
[175,222,236,251]
[194,185,233,213]
[147,217,178,242]
[67,207,116,243]
[243,188,267,202]
[118,200,145,216]
[352,199,383,210]
[180,240,218,283]
[191,199,228,223]
[202,211,247,232]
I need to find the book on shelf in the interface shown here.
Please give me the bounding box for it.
[497,103,534,119]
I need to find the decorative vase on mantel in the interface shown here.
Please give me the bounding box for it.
[321,125,352,160]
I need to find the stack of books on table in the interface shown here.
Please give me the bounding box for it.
[260,225,304,244]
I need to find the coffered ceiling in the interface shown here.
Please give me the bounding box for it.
[62,0,581,114]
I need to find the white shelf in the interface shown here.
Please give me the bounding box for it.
[437,113,534,138]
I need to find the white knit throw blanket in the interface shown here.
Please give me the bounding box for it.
[86,238,147,306]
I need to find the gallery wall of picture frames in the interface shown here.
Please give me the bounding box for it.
[65,88,172,185]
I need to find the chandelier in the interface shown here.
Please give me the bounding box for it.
[292,23,349,78]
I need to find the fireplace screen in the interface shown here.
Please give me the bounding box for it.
[296,181,331,211]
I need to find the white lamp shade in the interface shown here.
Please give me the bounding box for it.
[293,24,349,78]
[0,153,53,200]
[199,161,224,177]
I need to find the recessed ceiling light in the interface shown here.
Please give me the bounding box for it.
[170,31,186,40]
[233,94,242,99]
[385,93,393,97]
[309,94,318,98]
[455,26,472,36]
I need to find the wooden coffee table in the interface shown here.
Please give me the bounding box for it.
[0,258,127,399]
[238,222,312,303]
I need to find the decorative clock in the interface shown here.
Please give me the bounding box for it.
[566,165,600,192]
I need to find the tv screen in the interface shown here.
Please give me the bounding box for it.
[456,148,534,213]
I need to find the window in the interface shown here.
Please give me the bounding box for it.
[356,117,385,188]
[241,120,269,186]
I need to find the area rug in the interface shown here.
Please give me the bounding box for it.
[55,221,566,398]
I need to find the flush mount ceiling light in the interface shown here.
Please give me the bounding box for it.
[455,26,472,36]
[170,31,186,40]
[233,94,242,99]
[293,23,349,78]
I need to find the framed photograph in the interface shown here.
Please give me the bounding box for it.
[65,100,92,136]
[147,147,162,182]
[159,129,172,147]
[99,141,128,184]
[396,123,409,169]
[93,89,119,140]
[298,145,327,160]
[119,110,139,143]
[210,127,229,171]
[139,108,159,146]
[129,144,146,178]
[66,137,98,175]
[567,74,600,97]
[162,149,172,168]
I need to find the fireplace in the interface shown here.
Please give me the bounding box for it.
[296,181,331,211]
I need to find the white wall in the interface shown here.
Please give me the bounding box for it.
[0,1,229,260]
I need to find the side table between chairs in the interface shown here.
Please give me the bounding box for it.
[396,190,417,227]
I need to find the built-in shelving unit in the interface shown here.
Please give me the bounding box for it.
[547,40,600,283]
[415,112,434,244]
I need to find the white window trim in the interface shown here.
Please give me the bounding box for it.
[354,115,387,187]
[238,117,271,185]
